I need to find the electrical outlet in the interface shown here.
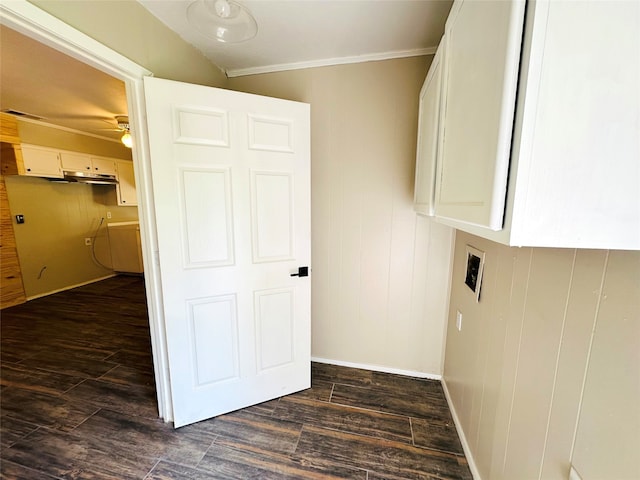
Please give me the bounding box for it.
[106,211,112,219]
[84,237,92,246]
[569,466,583,480]
[456,310,463,331]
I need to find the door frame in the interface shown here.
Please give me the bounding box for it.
[0,0,173,421]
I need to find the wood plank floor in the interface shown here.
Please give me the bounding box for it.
[0,276,471,479]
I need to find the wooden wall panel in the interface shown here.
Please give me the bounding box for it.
[444,232,640,480]
[540,250,607,479]
[0,176,26,309]
[571,251,640,479]
[502,249,574,479]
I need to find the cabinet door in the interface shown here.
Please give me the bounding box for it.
[116,160,137,206]
[60,151,91,171]
[414,44,443,216]
[91,157,117,175]
[436,0,525,230]
[21,145,63,178]
[509,0,640,250]
[108,224,143,273]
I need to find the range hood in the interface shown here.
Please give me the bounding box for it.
[60,170,119,185]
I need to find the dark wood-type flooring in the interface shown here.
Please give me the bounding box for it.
[1,276,471,479]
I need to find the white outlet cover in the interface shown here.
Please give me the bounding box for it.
[569,466,583,480]
[456,310,463,331]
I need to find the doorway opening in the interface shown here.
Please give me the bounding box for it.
[0,1,170,421]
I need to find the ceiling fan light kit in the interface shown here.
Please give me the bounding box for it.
[187,0,258,43]
[120,131,133,148]
[115,115,132,148]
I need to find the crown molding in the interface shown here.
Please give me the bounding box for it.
[226,46,438,78]
[14,115,122,144]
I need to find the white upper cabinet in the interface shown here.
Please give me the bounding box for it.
[90,157,117,175]
[435,0,525,230]
[21,144,62,178]
[414,43,443,216]
[60,151,91,171]
[432,0,639,250]
[60,152,117,175]
[115,159,137,206]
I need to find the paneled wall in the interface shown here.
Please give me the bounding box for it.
[444,231,640,480]
[230,57,455,376]
[5,175,137,298]
[5,121,138,299]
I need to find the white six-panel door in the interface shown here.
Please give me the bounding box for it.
[143,77,310,428]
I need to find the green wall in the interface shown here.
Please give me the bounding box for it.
[28,0,227,88]
[5,174,137,298]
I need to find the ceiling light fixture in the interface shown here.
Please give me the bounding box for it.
[121,131,133,148]
[187,0,258,43]
[115,116,132,148]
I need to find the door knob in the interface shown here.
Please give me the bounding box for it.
[290,266,309,277]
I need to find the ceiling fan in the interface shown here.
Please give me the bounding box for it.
[100,115,132,148]
[2,109,132,147]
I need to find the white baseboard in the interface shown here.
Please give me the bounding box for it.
[310,357,442,380]
[26,274,116,301]
[441,378,482,480]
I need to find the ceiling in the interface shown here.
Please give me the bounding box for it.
[0,25,129,143]
[0,1,451,140]
[139,0,452,77]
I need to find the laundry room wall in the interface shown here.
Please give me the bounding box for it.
[443,231,640,480]
[229,57,456,377]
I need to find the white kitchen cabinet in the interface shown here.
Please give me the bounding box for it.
[20,144,62,178]
[414,43,443,216]
[90,157,116,175]
[107,221,143,273]
[60,151,91,171]
[433,0,639,250]
[60,152,117,175]
[116,159,137,206]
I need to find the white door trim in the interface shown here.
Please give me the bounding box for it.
[0,0,173,421]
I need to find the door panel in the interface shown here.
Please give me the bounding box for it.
[180,167,234,267]
[251,171,294,262]
[187,294,239,386]
[174,106,229,146]
[144,77,310,428]
[255,287,295,371]
[248,114,294,152]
